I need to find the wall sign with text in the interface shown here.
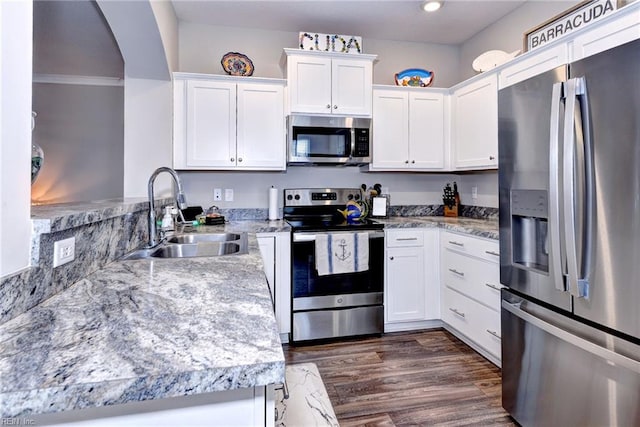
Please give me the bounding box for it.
[524,0,618,51]
[299,32,363,54]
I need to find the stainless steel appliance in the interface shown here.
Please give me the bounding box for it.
[498,39,640,426]
[284,188,384,343]
[287,115,371,165]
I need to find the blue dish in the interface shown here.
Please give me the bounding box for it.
[394,68,434,87]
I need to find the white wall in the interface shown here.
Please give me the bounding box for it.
[178,23,461,87]
[123,78,174,198]
[177,168,487,211]
[459,1,580,80]
[0,0,32,276]
[150,0,179,73]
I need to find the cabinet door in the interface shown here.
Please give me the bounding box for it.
[386,245,426,323]
[185,80,236,168]
[451,73,498,169]
[409,91,445,169]
[499,44,568,89]
[371,89,409,169]
[236,83,286,170]
[571,8,640,61]
[287,55,332,114]
[332,57,373,116]
[257,236,276,307]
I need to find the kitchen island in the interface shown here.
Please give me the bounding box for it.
[0,228,286,426]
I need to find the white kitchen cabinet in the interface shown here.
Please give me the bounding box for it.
[450,73,498,170]
[173,73,285,170]
[385,228,440,332]
[371,86,446,171]
[284,49,376,116]
[257,232,291,342]
[440,230,502,365]
[498,44,568,89]
[570,3,640,61]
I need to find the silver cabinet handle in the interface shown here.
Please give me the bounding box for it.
[389,256,394,260]
[326,104,331,109]
[448,268,465,277]
[396,237,418,241]
[448,240,464,247]
[449,307,465,318]
[230,157,235,162]
[333,105,338,109]
[486,329,501,339]
[411,160,415,164]
[405,160,409,164]
[485,250,499,257]
[238,157,243,162]
[485,283,502,291]
[489,155,496,160]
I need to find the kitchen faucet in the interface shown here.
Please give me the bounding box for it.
[147,167,187,247]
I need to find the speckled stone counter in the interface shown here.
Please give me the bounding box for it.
[377,216,499,240]
[0,233,285,418]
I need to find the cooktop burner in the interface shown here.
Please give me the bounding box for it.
[286,217,383,232]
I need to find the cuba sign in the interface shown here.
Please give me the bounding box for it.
[525,0,617,51]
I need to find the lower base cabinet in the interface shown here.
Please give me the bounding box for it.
[384,228,440,332]
[440,231,502,366]
[32,386,276,427]
[257,232,291,342]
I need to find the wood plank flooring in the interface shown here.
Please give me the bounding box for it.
[283,328,516,426]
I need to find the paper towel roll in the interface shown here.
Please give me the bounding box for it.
[268,186,279,220]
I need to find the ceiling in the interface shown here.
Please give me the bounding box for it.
[171,0,530,45]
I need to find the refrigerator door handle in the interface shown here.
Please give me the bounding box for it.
[562,77,594,299]
[548,81,566,291]
[502,300,640,374]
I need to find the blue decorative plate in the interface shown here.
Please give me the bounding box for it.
[394,68,434,87]
[221,52,254,76]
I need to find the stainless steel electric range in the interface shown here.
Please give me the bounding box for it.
[283,188,384,343]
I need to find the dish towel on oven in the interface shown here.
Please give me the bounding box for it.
[315,233,369,276]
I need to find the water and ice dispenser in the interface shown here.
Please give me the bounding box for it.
[510,189,549,273]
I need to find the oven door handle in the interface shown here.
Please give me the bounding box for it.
[293,230,385,242]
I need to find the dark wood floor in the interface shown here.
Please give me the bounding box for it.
[283,328,516,426]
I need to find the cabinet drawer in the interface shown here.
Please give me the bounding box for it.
[442,286,501,359]
[441,231,499,263]
[386,229,424,247]
[442,250,502,311]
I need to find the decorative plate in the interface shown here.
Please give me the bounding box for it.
[394,68,434,87]
[472,50,520,72]
[221,52,254,76]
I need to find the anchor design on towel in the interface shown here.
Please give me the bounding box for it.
[335,239,352,261]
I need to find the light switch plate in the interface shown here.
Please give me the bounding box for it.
[53,237,75,267]
[225,189,234,202]
[471,186,478,200]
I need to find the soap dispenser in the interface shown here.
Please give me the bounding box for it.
[161,206,174,231]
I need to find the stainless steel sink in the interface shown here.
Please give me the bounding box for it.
[120,232,249,260]
[167,232,242,244]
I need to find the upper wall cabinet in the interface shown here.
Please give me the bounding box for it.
[370,86,447,171]
[173,73,286,171]
[450,73,498,170]
[284,49,376,117]
[498,44,568,89]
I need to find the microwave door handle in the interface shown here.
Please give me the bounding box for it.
[563,77,594,299]
[549,81,566,292]
[350,128,356,160]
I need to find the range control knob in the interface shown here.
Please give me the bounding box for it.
[294,194,300,200]
[286,194,293,201]
[354,194,360,200]
[347,194,354,200]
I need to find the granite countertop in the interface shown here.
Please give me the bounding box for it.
[0,229,286,419]
[377,216,499,240]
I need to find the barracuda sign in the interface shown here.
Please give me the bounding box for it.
[526,0,617,51]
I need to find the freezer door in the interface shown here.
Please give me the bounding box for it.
[501,290,640,427]
[568,39,640,340]
[498,66,571,311]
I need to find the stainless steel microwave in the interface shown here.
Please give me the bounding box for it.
[287,115,371,165]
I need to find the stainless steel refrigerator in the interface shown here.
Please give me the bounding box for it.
[498,38,640,427]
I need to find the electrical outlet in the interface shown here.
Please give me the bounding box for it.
[214,188,222,201]
[53,237,75,267]
[225,189,234,202]
[471,186,478,200]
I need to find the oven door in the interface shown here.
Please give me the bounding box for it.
[291,230,384,342]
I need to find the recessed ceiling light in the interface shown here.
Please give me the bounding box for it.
[422,1,442,12]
